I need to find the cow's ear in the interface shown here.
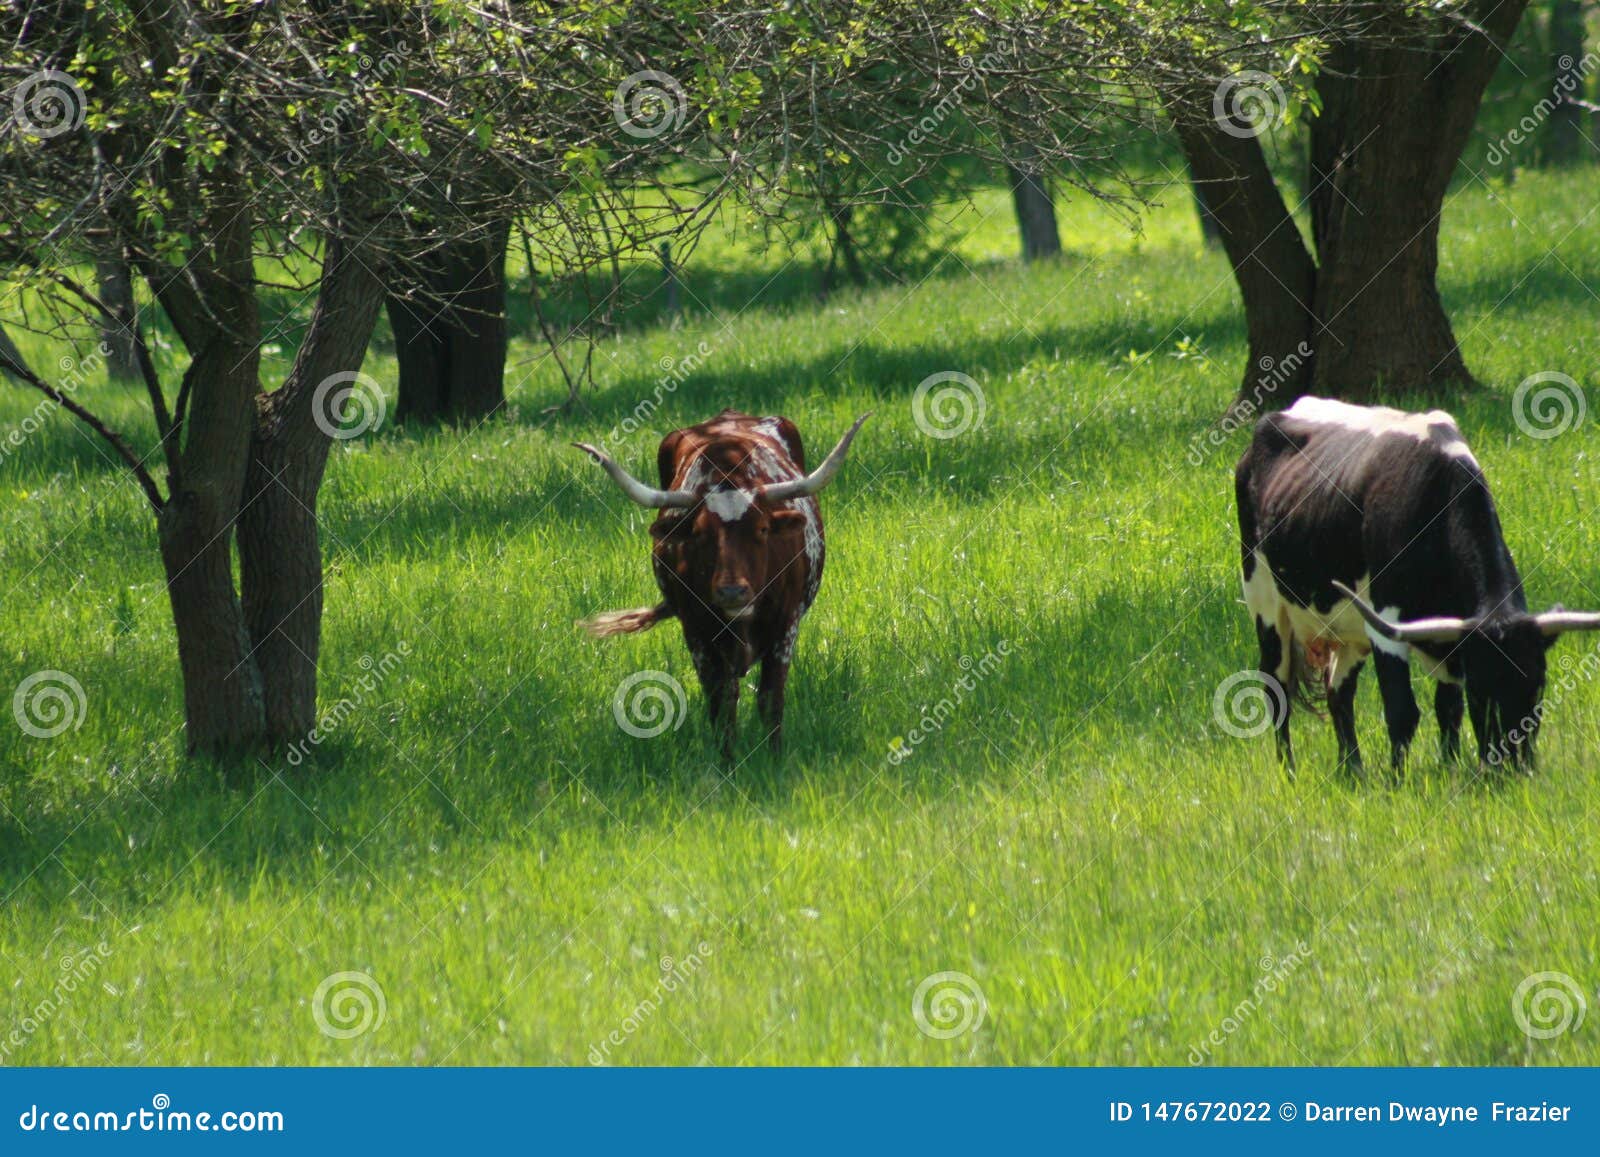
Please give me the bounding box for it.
[769,509,807,531]
[650,512,686,540]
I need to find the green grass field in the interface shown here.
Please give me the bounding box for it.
[3,168,1599,1066]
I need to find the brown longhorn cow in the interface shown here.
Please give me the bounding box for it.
[576,410,869,756]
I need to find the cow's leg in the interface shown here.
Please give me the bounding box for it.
[756,654,790,753]
[1328,658,1364,778]
[1435,681,1464,762]
[1254,617,1294,774]
[692,648,739,759]
[1372,650,1421,776]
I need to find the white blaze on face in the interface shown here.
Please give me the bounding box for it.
[1283,396,1479,467]
[703,487,754,522]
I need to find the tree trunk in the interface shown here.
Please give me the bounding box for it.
[1172,0,1527,407]
[151,316,265,757]
[824,199,867,289]
[1173,116,1317,402]
[239,240,386,744]
[1006,162,1062,261]
[1545,0,1589,165]
[388,221,510,424]
[1186,159,1224,249]
[95,256,140,380]
[158,489,265,754]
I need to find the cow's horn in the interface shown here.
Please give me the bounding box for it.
[1533,609,1600,637]
[757,413,872,503]
[573,443,696,509]
[1331,581,1474,644]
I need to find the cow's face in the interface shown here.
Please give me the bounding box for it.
[1460,619,1551,767]
[652,496,807,618]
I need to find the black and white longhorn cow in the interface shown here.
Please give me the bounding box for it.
[1235,396,1600,774]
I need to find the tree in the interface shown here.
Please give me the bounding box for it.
[1171,1,1529,402]
[94,254,139,380]
[1007,155,1063,261]
[0,1,706,755]
[387,220,512,424]
[1544,0,1592,165]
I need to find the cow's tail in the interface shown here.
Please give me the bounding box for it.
[580,603,674,638]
